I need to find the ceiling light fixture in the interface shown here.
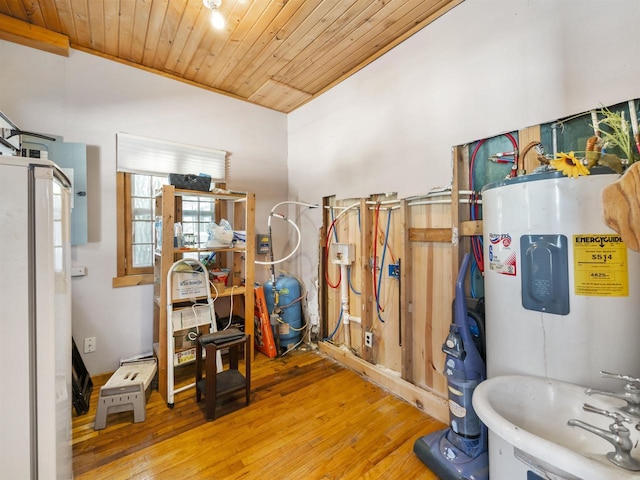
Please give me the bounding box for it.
[203,0,225,30]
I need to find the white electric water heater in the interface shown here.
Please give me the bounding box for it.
[482,168,640,389]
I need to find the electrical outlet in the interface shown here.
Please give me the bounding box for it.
[388,263,400,277]
[84,337,96,354]
[365,332,373,348]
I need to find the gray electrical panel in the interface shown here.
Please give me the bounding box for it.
[22,134,87,246]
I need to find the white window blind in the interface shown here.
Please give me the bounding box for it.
[116,132,228,182]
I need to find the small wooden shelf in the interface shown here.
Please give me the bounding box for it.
[195,334,251,420]
[156,246,247,255]
[154,286,247,306]
[196,370,246,397]
[153,185,255,407]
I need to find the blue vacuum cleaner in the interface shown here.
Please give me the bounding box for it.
[413,253,489,480]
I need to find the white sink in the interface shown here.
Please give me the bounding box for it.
[473,374,640,480]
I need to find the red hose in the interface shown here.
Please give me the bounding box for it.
[469,133,519,273]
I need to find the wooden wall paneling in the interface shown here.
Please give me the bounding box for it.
[21,0,44,24]
[0,0,461,113]
[102,1,120,56]
[326,197,340,344]
[426,203,452,397]
[129,0,154,64]
[242,0,360,98]
[452,145,465,282]
[404,199,451,397]
[195,0,270,86]
[87,0,106,54]
[184,1,253,80]
[319,341,448,424]
[244,193,256,359]
[428,220,453,397]
[247,79,312,114]
[519,125,543,174]
[360,197,374,363]
[38,1,63,32]
[210,1,285,89]
[348,200,364,355]
[157,186,176,402]
[400,200,413,382]
[53,0,77,45]
[456,144,477,296]
[0,12,69,56]
[293,0,452,93]
[231,0,334,99]
[373,197,401,373]
[408,203,428,389]
[162,0,205,73]
[319,196,331,341]
[115,172,127,278]
[141,0,170,65]
[117,0,136,61]
[324,196,362,347]
[272,0,375,86]
[408,227,452,242]
[152,0,189,71]
[232,196,244,310]
[69,0,91,46]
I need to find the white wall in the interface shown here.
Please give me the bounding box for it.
[0,42,288,374]
[288,0,640,331]
[1,0,639,374]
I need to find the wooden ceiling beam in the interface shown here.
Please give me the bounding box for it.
[0,13,69,57]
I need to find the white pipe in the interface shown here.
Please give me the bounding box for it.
[407,198,483,207]
[255,214,301,265]
[339,264,361,348]
[270,200,318,213]
[255,201,318,266]
[364,199,401,206]
[591,110,600,138]
[552,123,559,158]
[629,100,639,137]
[367,205,398,211]
[331,202,361,220]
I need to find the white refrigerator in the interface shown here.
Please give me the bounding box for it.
[0,156,73,479]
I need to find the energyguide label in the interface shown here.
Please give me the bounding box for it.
[573,234,628,296]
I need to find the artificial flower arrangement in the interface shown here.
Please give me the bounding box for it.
[550,105,639,178]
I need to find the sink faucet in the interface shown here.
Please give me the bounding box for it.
[585,371,640,418]
[568,403,640,471]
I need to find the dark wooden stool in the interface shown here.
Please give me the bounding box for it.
[195,329,251,421]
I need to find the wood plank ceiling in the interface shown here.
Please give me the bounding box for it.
[0,0,462,113]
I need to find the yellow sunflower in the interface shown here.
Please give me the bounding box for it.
[550,151,590,178]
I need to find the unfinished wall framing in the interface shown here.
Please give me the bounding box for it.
[316,145,531,422]
[318,98,640,423]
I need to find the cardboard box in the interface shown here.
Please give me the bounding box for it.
[172,305,213,331]
[171,271,208,300]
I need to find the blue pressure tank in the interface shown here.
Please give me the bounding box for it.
[263,274,303,350]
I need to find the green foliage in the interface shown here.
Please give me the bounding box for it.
[596,106,635,164]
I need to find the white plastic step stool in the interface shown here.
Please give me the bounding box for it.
[94,359,157,430]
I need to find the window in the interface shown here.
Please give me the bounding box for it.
[130,173,167,269]
[180,195,216,247]
[113,133,227,288]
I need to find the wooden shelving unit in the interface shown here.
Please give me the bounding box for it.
[153,185,255,406]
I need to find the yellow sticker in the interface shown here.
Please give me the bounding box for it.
[573,234,628,296]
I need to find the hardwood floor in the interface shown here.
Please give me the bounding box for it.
[72,346,445,479]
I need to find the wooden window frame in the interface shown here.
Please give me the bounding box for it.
[112,172,155,287]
